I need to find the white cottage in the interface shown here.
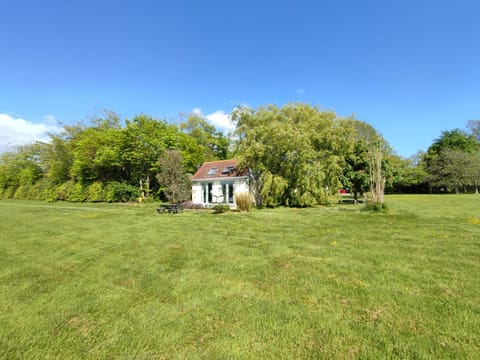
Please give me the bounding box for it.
[191,159,250,209]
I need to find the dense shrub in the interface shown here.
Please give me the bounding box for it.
[8,180,48,201]
[20,183,36,200]
[212,204,230,214]
[55,183,69,201]
[13,185,30,200]
[41,187,58,202]
[31,179,57,202]
[139,195,157,204]
[234,192,253,212]
[361,201,389,213]
[66,182,86,202]
[86,182,104,202]
[2,186,17,199]
[104,181,140,202]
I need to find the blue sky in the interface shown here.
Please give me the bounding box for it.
[1,0,479,157]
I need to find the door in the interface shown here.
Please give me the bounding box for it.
[222,182,234,204]
[202,183,213,204]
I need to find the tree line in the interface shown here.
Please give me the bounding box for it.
[1,104,479,205]
[0,110,228,203]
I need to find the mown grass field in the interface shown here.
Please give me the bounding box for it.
[0,195,479,359]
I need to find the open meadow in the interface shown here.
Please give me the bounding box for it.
[0,195,479,359]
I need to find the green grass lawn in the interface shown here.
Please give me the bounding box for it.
[0,195,479,359]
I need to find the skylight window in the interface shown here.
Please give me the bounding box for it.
[221,166,235,175]
[207,168,217,176]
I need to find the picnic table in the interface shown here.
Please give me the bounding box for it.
[156,203,184,214]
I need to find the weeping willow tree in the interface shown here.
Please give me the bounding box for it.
[232,103,355,207]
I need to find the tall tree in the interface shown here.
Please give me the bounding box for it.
[44,135,74,184]
[341,118,401,204]
[0,142,47,197]
[424,129,480,192]
[233,103,355,207]
[70,114,123,184]
[1,144,43,184]
[386,152,428,193]
[426,129,478,156]
[427,148,477,193]
[156,150,191,203]
[121,114,178,197]
[341,119,390,199]
[178,113,229,173]
[469,152,480,194]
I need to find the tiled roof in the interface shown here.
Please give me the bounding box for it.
[192,159,247,180]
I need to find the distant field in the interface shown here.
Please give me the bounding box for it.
[0,195,479,359]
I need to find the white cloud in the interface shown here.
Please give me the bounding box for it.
[191,108,235,132]
[205,110,235,131]
[0,114,62,151]
[191,108,203,116]
[297,89,306,96]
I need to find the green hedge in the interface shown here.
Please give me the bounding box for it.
[2,180,140,203]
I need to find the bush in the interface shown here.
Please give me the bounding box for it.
[55,183,69,201]
[42,187,58,202]
[104,182,140,203]
[235,192,253,212]
[66,182,86,202]
[362,201,389,213]
[2,186,17,199]
[25,184,42,200]
[212,204,230,214]
[86,182,104,202]
[139,195,157,204]
[13,185,30,200]
[31,179,57,202]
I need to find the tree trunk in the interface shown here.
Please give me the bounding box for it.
[145,174,150,197]
[368,142,385,206]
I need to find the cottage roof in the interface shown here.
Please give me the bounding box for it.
[192,159,247,180]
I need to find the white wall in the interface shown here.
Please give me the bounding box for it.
[192,178,249,209]
[192,183,203,204]
[234,181,249,194]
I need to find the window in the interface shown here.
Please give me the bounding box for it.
[207,168,217,176]
[221,166,235,175]
[222,182,234,204]
[202,183,213,203]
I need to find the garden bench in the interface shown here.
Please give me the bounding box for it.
[339,194,364,205]
[156,204,184,214]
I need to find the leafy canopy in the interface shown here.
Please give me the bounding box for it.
[233,103,355,207]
